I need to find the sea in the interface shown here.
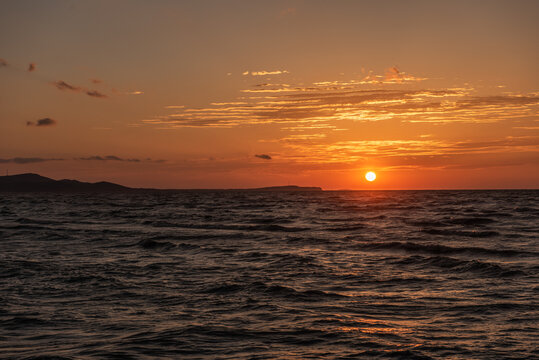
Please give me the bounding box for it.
[0,190,538,359]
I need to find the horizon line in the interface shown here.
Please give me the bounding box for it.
[1,172,537,191]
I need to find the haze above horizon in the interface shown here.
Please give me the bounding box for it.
[1,0,538,189]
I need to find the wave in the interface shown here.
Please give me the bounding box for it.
[137,238,175,250]
[356,241,535,257]
[325,224,366,232]
[22,356,74,360]
[446,217,496,226]
[3,316,53,330]
[248,217,296,225]
[408,216,496,228]
[393,255,525,277]
[141,220,309,232]
[204,281,346,301]
[421,228,499,237]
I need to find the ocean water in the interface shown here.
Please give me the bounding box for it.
[0,190,538,359]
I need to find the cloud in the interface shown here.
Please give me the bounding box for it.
[0,157,63,164]
[53,80,80,92]
[86,90,107,98]
[26,118,57,127]
[0,155,164,165]
[279,136,539,170]
[52,80,108,99]
[28,63,36,72]
[244,70,290,76]
[384,66,425,83]
[385,66,402,81]
[143,87,538,129]
[140,67,536,131]
[255,154,272,160]
[0,58,7,67]
[90,78,103,84]
[78,155,142,162]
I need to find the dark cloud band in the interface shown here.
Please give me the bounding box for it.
[255,154,272,160]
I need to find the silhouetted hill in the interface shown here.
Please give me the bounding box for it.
[0,173,129,192]
[0,173,323,192]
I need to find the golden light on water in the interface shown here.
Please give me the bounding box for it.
[365,172,377,182]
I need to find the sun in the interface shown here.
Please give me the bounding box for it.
[365,171,376,182]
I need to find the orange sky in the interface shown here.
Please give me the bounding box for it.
[1,0,538,189]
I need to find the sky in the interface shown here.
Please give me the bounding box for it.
[1,0,538,189]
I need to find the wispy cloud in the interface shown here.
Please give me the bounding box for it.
[77,155,164,163]
[0,157,63,164]
[52,80,108,99]
[54,80,80,92]
[78,155,141,162]
[26,118,57,127]
[243,70,290,76]
[143,82,538,129]
[255,154,272,160]
[139,67,538,173]
[384,66,425,83]
[280,136,539,170]
[0,155,165,165]
[86,90,108,98]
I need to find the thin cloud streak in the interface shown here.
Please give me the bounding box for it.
[52,80,108,99]
[0,156,165,164]
[243,70,290,76]
[86,90,108,98]
[26,118,57,127]
[255,154,272,160]
[143,84,537,129]
[54,80,80,92]
[79,155,140,162]
[0,157,63,164]
[280,136,539,169]
[77,156,164,163]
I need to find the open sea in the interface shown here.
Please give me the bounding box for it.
[0,190,538,359]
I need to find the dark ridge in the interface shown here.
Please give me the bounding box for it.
[0,173,322,192]
[0,173,128,192]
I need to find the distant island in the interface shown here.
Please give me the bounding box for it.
[0,173,323,192]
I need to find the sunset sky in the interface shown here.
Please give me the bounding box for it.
[1,0,538,189]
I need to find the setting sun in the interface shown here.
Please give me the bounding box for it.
[365,172,377,182]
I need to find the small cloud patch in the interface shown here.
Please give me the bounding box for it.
[53,80,107,99]
[243,70,289,76]
[86,90,107,98]
[255,154,272,160]
[54,80,80,92]
[0,157,63,164]
[26,118,57,127]
[78,155,142,162]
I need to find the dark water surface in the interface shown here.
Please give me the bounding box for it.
[1,190,538,359]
